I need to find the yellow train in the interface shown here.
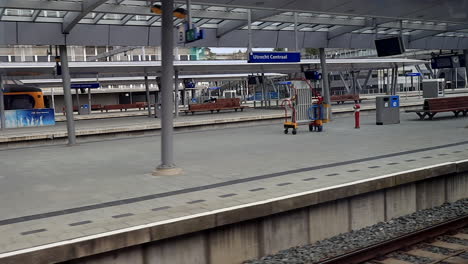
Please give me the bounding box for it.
[3,84,46,110]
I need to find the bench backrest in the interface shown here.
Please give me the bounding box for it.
[424,96,468,111]
[331,94,359,101]
[189,98,241,111]
[103,103,144,110]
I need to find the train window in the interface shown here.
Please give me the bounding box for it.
[4,94,35,110]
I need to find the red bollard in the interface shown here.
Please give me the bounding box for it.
[353,103,360,129]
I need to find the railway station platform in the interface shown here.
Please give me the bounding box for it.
[0,95,431,148]
[0,111,467,264]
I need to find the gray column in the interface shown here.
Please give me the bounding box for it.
[294,12,298,51]
[51,88,55,110]
[75,89,81,115]
[144,75,151,117]
[464,50,468,87]
[59,45,76,145]
[174,70,179,118]
[319,48,332,120]
[247,9,252,53]
[87,88,92,114]
[0,76,5,130]
[154,0,181,175]
[186,0,192,28]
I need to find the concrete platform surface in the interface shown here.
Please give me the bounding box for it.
[0,94,430,144]
[0,111,467,255]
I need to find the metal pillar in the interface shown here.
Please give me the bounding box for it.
[87,88,92,113]
[0,75,5,131]
[154,0,180,175]
[392,66,398,95]
[51,88,55,110]
[75,89,80,114]
[319,48,331,120]
[455,68,458,90]
[247,9,252,53]
[186,0,192,28]
[174,70,179,118]
[294,12,298,51]
[404,64,407,99]
[59,45,76,145]
[464,50,468,87]
[387,69,391,95]
[144,75,152,117]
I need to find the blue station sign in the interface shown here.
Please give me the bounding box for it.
[248,52,301,63]
[405,72,422,77]
[70,83,100,89]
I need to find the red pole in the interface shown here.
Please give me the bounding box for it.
[354,104,360,129]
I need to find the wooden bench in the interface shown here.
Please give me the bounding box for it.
[406,96,468,120]
[331,94,364,104]
[102,102,147,112]
[184,98,245,115]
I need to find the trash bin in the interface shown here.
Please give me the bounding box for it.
[154,103,161,118]
[422,79,444,98]
[79,104,90,115]
[376,95,400,125]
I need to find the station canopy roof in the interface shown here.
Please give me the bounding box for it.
[0,58,427,79]
[0,1,468,49]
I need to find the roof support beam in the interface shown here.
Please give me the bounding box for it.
[256,21,275,29]
[120,14,133,25]
[410,24,468,42]
[425,63,436,79]
[328,18,395,40]
[195,18,210,27]
[31,10,40,22]
[62,0,109,34]
[216,9,281,38]
[296,23,311,31]
[276,23,291,30]
[147,15,159,26]
[328,25,364,39]
[92,13,104,24]
[87,46,138,61]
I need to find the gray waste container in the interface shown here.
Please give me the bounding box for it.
[79,104,90,115]
[376,95,400,125]
[422,79,444,98]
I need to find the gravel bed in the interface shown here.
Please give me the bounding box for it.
[244,198,468,264]
[459,252,468,259]
[386,252,433,264]
[419,244,458,255]
[438,236,468,246]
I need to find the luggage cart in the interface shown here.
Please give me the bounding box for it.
[281,79,324,135]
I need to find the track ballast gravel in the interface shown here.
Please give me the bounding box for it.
[244,198,468,264]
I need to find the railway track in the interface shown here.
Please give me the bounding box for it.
[318,215,468,264]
